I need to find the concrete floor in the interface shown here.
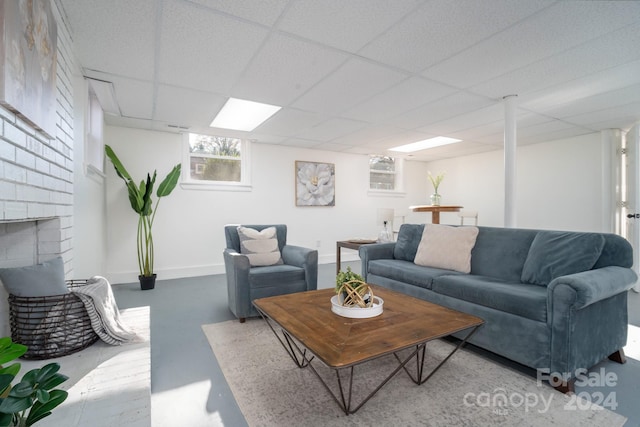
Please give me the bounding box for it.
[112,261,640,427]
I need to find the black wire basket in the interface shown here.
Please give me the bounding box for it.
[8,279,99,359]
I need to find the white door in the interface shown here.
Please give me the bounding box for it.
[625,123,640,292]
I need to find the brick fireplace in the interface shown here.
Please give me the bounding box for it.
[0,218,67,336]
[0,1,76,337]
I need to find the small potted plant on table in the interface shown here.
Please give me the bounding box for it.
[335,267,373,307]
[332,267,384,318]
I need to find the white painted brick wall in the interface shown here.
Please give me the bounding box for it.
[0,1,78,337]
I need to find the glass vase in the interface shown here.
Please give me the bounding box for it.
[430,193,441,206]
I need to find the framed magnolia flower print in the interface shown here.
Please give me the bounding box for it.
[295,161,335,207]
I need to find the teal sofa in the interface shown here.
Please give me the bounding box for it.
[359,224,637,391]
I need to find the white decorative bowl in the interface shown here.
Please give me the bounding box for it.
[330,295,384,319]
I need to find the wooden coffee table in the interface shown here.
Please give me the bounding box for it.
[253,286,483,414]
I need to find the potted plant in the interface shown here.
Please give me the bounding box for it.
[0,337,68,426]
[105,145,181,290]
[335,267,372,307]
[428,171,445,206]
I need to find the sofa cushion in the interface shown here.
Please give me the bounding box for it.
[521,231,605,286]
[238,226,284,267]
[414,224,479,273]
[470,227,538,282]
[0,257,69,297]
[248,265,305,288]
[432,275,548,322]
[368,259,463,290]
[393,224,424,262]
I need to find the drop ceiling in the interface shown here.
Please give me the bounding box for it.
[59,0,640,161]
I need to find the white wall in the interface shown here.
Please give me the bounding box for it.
[424,133,604,231]
[103,126,430,283]
[99,125,611,283]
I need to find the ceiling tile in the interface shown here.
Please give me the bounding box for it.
[232,33,349,106]
[83,70,154,120]
[253,108,327,137]
[295,118,367,142]
[422,1,640,89]
[342,77,457,123]
[154,85,227,128]
[191,0,290,26]
[471,22,640,99]
[360,0,554,73]
[387,91,495,130]
[521,61,640,112]
[280,138,322,149]
[331,125,407,147]
[562,103,640,131]
[277,0,423,52]
[292,58,408,115]
[417,104,504,136]
[61,0,640,160]
[158,0,268,93]
[61,0,157,80]
[112,79,155,120]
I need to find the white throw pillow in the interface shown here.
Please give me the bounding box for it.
[237,226,284,267]
[414,224,479,273]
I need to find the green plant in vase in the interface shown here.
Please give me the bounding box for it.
[0,337,68,426]
[105,145,181,290]
[428,171,445,206]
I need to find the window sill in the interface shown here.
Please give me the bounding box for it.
[367,189,406,197]
[180,182,252,192]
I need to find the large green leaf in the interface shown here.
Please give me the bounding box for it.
[126,180,143,213]
[105,145,133,181]
[157,164,181,197]
[141,172,157,216]
[9,380,33,398]
[0,343,26,365]
[39,373,68,391]
[0,364,21,378]
[0,412,12,426]
[0,395,32,414]
[0,375,13,396]
[26,390,67,426]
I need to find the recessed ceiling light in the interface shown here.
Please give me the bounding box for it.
[389,136,462,153]
[210,98,281,132]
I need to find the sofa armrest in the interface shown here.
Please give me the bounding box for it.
[281,245,318,291]
[548,266,637,312]
[359,243,395,280]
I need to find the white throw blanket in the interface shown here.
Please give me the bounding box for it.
[73,276,138,345]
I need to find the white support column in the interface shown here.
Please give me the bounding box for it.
[503,95,518,228]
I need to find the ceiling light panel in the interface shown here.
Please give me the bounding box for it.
[210,98,282,132]
[390,136,462,152]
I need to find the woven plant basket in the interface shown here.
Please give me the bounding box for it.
[337,280,374,308]
[8,279,99,360]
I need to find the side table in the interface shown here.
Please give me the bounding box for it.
[336,240,376,275]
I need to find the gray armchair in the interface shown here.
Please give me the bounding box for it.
[223,224,318,322]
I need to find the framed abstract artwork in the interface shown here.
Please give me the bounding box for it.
[0,0,58,139]
[295,161,335,207]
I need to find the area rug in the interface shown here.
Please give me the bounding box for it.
[202,319,626,427]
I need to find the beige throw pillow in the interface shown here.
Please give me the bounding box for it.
[414,224,479,273]
[237,226,284,267]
